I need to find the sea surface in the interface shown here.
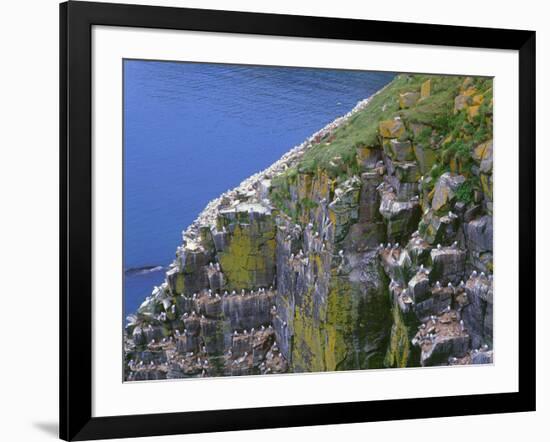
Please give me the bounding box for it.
[124,60,395,318]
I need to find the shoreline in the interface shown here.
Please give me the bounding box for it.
[180,81,391,246]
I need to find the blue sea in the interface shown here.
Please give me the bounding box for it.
[124,60,395,318]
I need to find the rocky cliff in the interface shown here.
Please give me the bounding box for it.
[124,74,494,380]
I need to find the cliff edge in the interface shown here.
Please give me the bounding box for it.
[124,73,494,380]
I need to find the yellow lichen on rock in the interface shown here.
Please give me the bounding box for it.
[472,94,484,106]
[463,86,478,97]
[379,119,405,138]
[473,141,491,162]
[218,222,276,290]
[420,79,431,99]
[384,304,411,368]
[468,105,480,121]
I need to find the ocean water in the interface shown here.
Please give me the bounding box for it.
[124,60,395,318]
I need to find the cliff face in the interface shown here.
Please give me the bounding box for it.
[124,74,494,380]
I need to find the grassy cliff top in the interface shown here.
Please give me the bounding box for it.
[280,73,493,179]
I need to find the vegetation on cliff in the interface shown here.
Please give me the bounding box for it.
[124,73,494,381]
[271,74,492,216]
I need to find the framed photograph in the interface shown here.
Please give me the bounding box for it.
[60,1,536,440]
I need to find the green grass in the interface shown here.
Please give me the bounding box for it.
[455,178,476,204]
[296,74,425,174]
[294,74,489,176]
[270,73,492,212]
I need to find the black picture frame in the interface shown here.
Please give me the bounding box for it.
[60,1,536,440]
